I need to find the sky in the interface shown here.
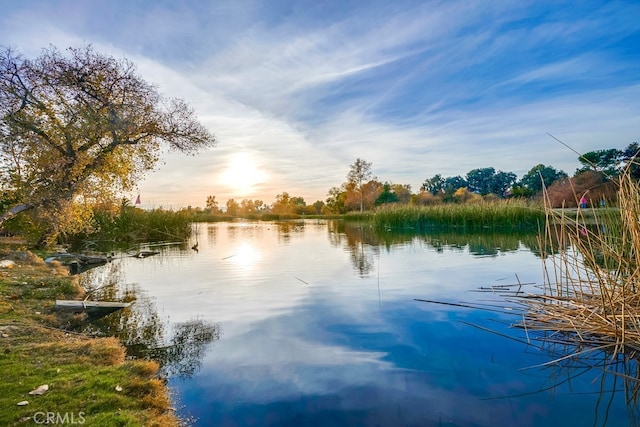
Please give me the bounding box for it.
[1,0,639,208]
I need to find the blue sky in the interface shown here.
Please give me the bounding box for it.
[2,0,639,207]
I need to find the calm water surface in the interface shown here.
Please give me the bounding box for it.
[84,220,638,426]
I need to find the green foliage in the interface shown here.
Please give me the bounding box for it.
[343,211,374,222]
[0,45,215,243]
[519,164,568,194]
[371,200,544,231]
[375,182,399,206]
[421,174,444,195]
[575,143,640,179]
[0,259,179,426]
[509,185,533,198]
[466,167,517,197]
[578,148,622,176]
[79,206,192,244]
[466,167,496,195]
[621,142,640,179]
[443,176,468,194]
[325,186,347,214]
[337,219,543,257]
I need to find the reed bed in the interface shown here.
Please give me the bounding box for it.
[371,200,544,231]
[505,167,640,358]
[86,207,193,243]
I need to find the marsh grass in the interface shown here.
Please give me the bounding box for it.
[371,200,544,231]
[88,207,193,244]
[505,166,640,362]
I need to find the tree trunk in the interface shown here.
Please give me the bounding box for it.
[0,203,34,227]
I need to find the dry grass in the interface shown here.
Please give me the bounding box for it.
[509,166,640,358]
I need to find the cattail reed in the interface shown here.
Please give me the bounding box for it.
[370,200,545,231]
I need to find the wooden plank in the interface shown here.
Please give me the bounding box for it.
[54,300,131,311]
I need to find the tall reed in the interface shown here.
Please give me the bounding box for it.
[513,166,640,355]
[81,207,193,244]
[371,200,544,231]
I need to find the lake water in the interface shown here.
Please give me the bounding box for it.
[82,220,639,426]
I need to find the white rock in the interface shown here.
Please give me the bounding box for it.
[17,400,29,406]
[28,384,49,395]
[115,385,123,392]
[0,259,16,269]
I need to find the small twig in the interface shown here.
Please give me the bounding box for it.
[522,314,531,344]
[414,299,508,314]
[519,343,619,370]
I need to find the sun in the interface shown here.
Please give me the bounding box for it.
[220,153,266,195]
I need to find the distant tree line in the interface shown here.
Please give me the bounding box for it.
[199,143,639,217]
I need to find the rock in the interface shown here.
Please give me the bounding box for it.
[0,259,16,269]
[115,385,123,392]
[28,384,49,395]
[17,400,29,406]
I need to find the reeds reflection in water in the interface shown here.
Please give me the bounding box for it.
[454,166,640,425]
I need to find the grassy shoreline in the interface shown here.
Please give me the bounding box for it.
[370,201,546,230]
[0,241,181,426]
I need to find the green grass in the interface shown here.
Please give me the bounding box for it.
[342,211,374,222]
[1,338,175,426]
[0,247,180,426]
[369,201,545,231]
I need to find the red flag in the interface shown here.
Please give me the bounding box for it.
[135,194,141,205]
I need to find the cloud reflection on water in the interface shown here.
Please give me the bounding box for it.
[113,221,632,426]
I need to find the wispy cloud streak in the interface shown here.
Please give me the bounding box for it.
[0,0,638,206]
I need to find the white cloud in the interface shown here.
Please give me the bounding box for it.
[1,1,638,207]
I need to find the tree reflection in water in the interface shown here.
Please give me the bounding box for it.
[144,319,221,378]
[77,262,220,378]
[327,219,569,276]
[275,220,305,244]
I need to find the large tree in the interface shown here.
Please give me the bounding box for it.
[492,171,517,197]
[443,176,468,194]
[421,174,444,196]
[375,182,399,206]
[519,164,568,194]
[466,167,496,195]
[466,167,516,197]
[205,195,220,213]
[0,45,215,242]
[577,148,622,176]
[621,142,640,179]
[346,158,374,212]
[325,186,346,214]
